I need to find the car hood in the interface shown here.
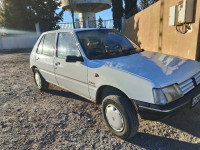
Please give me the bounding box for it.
[89,51,200,88]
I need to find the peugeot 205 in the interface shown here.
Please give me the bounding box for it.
[30,29,200,140]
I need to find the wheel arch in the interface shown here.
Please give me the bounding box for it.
[95,85,138,111]
[31,66,37,72]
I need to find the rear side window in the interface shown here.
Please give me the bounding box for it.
[57,32,79,59]
[43,33,56,56]
[37,33,56,56]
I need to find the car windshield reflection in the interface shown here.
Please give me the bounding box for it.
[76,29,143,60]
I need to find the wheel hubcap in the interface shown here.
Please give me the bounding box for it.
[105,104,124,132]
[35,72,41,88]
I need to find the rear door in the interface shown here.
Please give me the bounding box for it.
[35,33,57,84]
[54,32,90,99]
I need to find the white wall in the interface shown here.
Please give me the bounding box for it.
[0,34,40,50]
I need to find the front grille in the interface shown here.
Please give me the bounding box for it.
[178,71,200,95]
[179,79,195,94]
[194,72,200,85]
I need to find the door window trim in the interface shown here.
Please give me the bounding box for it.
[36,35,45,54]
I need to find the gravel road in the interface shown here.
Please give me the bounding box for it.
[0,49,200,150]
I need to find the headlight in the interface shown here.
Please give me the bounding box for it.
[153,84,183,105]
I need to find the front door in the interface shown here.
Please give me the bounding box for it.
[54,32,90,99]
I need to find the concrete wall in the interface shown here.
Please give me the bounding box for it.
[0,36,2,49]
[0,34,40,50]
[0,26,3,36]
[125,0,200,60]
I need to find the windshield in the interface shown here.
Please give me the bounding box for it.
[76,29,142,60]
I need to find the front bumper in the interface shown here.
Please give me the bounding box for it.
[134,84,200,120]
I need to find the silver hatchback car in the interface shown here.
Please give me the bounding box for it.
[30,29,200,139]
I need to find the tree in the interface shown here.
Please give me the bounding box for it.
[150,0,159,4]
[138,0,159,11]
[0,0,4,25]
[98,17,103,28]
[0,0,63,32]
[111,0,124,31]
[0,0,28,30]
[26,0,64,32]
[68,0,76,29]
[124,0,138,18]
[138,0,149,10]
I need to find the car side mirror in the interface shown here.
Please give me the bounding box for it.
[65,56,84,63]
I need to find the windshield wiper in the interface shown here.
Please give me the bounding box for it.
[90,51,118,60]
[104,51,118,55]
[121,48,136,54]
[122,48,144,55]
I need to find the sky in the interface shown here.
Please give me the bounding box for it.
[57,8,113,23]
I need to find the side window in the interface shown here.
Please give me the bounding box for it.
[43,33,56,57]
[37,36,45,54]
[57,32,79,59]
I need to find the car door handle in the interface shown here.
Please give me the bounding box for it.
[55,62,60,66]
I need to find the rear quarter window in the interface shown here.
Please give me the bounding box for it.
[36,33,56,57]
[43,33,56,57]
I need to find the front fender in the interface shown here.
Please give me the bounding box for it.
[88,65,155,104]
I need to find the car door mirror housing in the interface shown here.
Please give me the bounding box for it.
[65,56,84,62]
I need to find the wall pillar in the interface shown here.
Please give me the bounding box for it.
[35,23,40,35]
[79,12,96,28]
[121,17,125,34]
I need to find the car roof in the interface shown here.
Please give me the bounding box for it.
[42,28,113,35]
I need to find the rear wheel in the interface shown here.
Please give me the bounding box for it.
[33,68,49,91]
[102,94,139,140]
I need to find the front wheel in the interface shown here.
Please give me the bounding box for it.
[102,95,139,140]
[33,68,49,91]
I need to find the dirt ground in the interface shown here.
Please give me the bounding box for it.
[0,49,200,150]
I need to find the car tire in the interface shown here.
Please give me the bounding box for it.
[102,94,139,140]
[33,68,49,91]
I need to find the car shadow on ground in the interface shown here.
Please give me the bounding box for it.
[161,105,200,138]
[46,85,200,138]
[127,132,200,149]
[46,88,93,104]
